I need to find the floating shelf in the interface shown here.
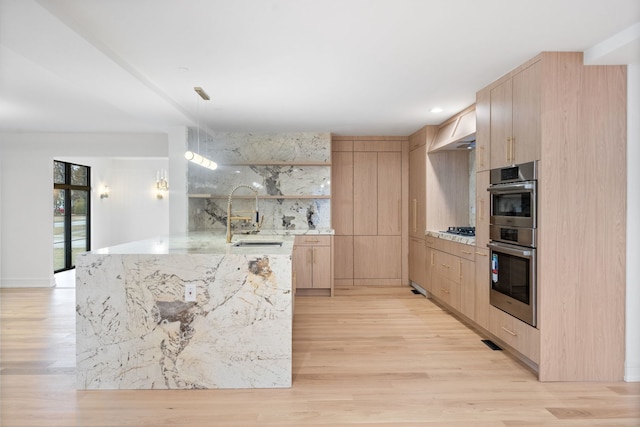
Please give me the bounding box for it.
[221,162,331,167]
[188,194,331,200]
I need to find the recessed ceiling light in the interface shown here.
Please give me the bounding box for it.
[429,107,443,113]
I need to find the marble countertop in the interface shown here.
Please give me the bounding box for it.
[88,232,291,255]
[425,230,475,246]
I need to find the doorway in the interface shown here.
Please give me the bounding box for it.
[53,160,91,273]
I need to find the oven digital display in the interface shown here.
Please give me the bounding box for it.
[500,166,519,181]
[500,228,518,242]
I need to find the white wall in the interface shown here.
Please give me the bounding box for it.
[626,64,640,382]
[0,133,170,288]
[168,126,188,234]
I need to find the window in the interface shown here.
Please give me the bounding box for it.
[53,161,91,272]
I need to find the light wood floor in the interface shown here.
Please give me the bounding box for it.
[1,285,638,426]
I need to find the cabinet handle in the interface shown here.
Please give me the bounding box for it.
[430,252,434,266]
[501,326,517,337]
[441,263,450,269]
[506,137,511,163]
[479,199,485,221]
[475,251,488,256]
[304,239,320,243]
[312,248,316,265]
[441,288,449,294]
[461,250,472,255]
[511,137,515,163]
[412,199,417,233]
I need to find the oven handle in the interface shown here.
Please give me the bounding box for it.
[487,242,534,258]
[487,182,535,194]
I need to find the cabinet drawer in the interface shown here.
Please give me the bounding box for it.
[454,243,475,261]
[489,306,540,364]
[438,239,475,261]
[435,275,460,310]
[294,235,331,246]
[432,250,459,282]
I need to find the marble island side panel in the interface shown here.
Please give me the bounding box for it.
[76,249,292,390]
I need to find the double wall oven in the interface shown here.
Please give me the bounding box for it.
[487,161,537,327]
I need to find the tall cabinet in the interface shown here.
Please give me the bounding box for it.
[332,137,408,287]
[476,52,626,381]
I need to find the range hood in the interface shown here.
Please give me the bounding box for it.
[429,105,476,152]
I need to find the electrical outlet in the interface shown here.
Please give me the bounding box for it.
[185,284,197,302]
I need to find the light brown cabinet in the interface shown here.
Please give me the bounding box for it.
[490,61,540,168]
[475,89,491,171]
[459,257,475,320]
[425,236,475,320]
[473,248,490,330]
[409,236,426,288]
[475,170,490,249]
[489,305,540,364]
[409,144,426,239]
[293,235,333,296]
[331,137,406,287]
[477,52,626,381]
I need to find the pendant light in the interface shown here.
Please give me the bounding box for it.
[185,86,218,170]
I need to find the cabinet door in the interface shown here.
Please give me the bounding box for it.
[312,246,332,289]
[512,61,541,164]
[332,151,354,235]
[475,88,491,171]
[353,152,378,235]
[475,170,490,249]
[490,78,513,168]
[378,152,402,235]
[409,145,426,238]
[425,246,435,293]
[333,235,353,283]
[474,248,490,329]
[432,249,459,282]
[460,258,475,320]
[353,236,401,279]
[409,237,426,288]
[293,246,312,289]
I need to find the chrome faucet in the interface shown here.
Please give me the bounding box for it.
[226,184,262,243]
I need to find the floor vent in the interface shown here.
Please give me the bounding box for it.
[482,339,502,351]
[411,289,421,295]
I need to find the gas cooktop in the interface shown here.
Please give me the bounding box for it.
[443,226,475,237]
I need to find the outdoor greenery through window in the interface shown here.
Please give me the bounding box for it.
[54,160,91,272]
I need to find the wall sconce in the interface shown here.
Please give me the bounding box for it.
[156,169,169,199]
[100,186,109,199]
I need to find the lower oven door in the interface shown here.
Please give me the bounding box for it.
[488,241,536,327]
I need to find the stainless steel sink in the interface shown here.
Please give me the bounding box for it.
[233,240,283,247]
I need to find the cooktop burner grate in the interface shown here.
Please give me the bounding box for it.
[444,226,475,236]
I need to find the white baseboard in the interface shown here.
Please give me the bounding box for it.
[0,277,55,288]
[625,365,640,382]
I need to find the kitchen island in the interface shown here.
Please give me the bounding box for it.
[75,232,295,390]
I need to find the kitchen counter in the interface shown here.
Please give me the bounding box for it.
[425,230,475,246]
[76,231,300,390]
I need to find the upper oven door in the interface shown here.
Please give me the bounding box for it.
[489,181,536,228]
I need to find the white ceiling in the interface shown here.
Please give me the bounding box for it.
[1,0,639,136]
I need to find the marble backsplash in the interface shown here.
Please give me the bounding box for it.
[187,131,331,233]
[189,198,330,232]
